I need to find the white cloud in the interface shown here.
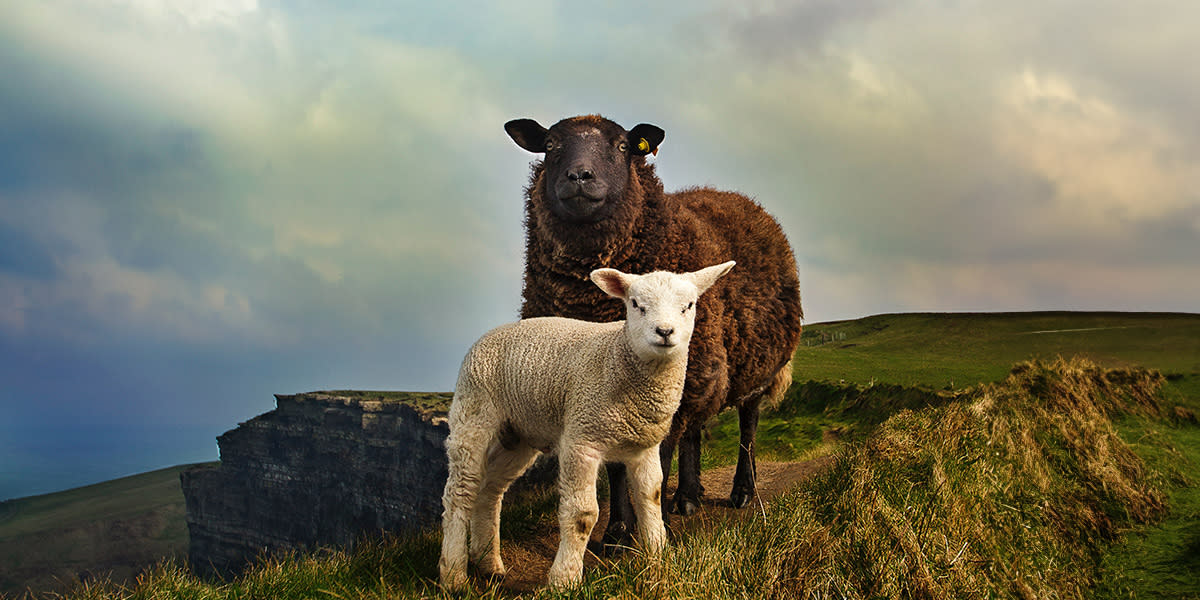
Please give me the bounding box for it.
[0,256,260,345]
[997,68,1200,231]
[109,0,258,26]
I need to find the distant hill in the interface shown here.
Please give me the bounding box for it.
[3,311,1197,597]
[0,464,213,597]
[796,311,1200,397]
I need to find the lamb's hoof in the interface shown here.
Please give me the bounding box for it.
[730,490,754,509]
[600,523,635,556]
[671,496,700,516]
[439,571,468,592]
[477,561,506,580]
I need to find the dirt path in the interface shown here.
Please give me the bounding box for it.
[493,456,835,592]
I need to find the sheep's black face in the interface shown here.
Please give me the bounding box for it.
[506,116,664,225]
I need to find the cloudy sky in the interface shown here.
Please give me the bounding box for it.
[1,1,1197,497]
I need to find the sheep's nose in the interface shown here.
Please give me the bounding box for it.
[567,167,595,182]
[655,326,674,338]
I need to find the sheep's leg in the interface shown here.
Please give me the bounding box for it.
[438,418,492,590]
[670,425,705,516]
[547,444,603,588]
[732,361,791,508]
[730,397,762,509]
[599,462,637,555]
[470,441,540,579]
[626,447,667,554]
[657,434,677,526]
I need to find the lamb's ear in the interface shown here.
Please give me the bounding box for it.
[505,119,549,153]
[687,261,736,295]
[628,123,665,156]
[590,268,633,300]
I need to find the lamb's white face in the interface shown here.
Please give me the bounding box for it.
[623,272,701,360]
[590,261,736,363]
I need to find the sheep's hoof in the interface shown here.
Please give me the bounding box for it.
[670,496,700,516]
[730,490,754,509]
[599,522,635,556]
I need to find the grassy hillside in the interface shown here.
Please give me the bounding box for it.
[48,358,1192,599]
[0,464,212,597]
[690,312,1200,598]
[796,311,1200,392]
[704,311,1200,467]
[6,311,1198,598]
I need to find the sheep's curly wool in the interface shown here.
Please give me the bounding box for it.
[514,115,803,524]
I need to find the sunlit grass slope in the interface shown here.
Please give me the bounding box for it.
[13,311,1199,599]
[56,358,1186,599]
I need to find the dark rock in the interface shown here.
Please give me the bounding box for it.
[181,391,452,576]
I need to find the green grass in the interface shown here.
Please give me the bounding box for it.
[318,390,454,414]
[51,358,1186,599]
[701,312,1200,470]
[0,464,214,597]
[1097,409,1200,599]
[10,311,1200,598]
[798,311,1200,388]
[0,466,203,538]
[696,312,1200,598]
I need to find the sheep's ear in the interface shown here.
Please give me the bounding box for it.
[590,268,633,300]
[687,261,735,295]
[505,119,549,153]
[628,123,665,156]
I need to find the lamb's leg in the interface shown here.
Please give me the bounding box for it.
[626,447,667,554]
[730,397,762,509]
[470,441,540,578]
[670,424,705,516]
[599,462,636,555]
[438,419,492,590]
[547,444,603,588]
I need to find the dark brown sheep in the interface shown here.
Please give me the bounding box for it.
[505,114,803,548]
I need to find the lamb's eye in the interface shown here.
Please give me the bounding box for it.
[545,140,556,152]
[617,141,629,153]
[683,301,694,313]
[631,298,638,309]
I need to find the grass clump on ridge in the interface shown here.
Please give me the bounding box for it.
[578,357,1170,599]
[51,357,1174,599]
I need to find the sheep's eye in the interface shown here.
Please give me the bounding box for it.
[631,298,638,309]
[617,141,629,153]
[545,140,557,152]
[683,301,694,313]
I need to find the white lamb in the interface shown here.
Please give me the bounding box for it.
[438,261,735,589]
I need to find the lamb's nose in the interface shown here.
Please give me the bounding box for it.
[655,326,674,338]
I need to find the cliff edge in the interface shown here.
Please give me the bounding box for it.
[181,391,451,576]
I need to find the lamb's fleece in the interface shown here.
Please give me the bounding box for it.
[439,261,734,590]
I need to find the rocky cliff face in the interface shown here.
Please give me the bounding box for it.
[181,391,452,575]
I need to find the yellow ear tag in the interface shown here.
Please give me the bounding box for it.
[637,138,650,153]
